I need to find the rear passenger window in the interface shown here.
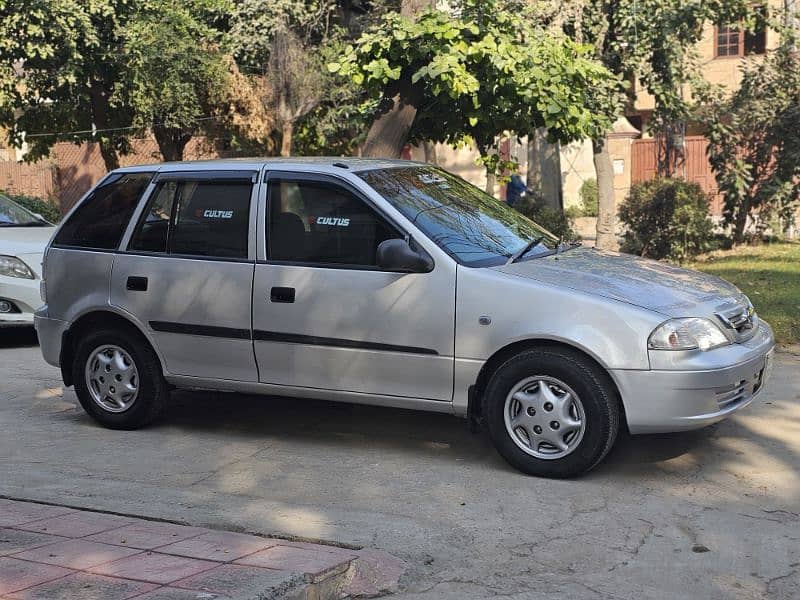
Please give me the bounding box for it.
[128,179,252,259]
[54,173,153,249]
[267,179,399,266]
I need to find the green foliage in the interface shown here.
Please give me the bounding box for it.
[2,192,61,223]
[513,193,581,243]
[620,178,714,263]
[699,42,800,244]
[578,178,598,217]
[0,0,232,167]
[332,0,622,168]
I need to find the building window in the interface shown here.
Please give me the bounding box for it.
[716,24,767,57]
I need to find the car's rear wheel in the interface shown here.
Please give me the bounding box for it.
[483,347,620,478]
[73,328,167,429]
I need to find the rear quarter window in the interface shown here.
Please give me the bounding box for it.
[54,172,153,250]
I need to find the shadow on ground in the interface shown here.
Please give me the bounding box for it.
[0,326,38,348]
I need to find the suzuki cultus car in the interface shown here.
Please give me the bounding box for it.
[35,159,774,477]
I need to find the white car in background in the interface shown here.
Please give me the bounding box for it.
[0,194,56,327]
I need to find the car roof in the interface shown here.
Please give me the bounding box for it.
[113,157,424,175]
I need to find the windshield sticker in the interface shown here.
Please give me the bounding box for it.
[315,216,350,227]
[418,173,449,187]
[200,209,234,219]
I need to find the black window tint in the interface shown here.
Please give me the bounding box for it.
[170,182,251,258]
[55,173,153,249]
[128,182,177,253]
[267,180,400,266]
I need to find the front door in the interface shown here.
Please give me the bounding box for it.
[252,172,455,401]
[111,170,259,382]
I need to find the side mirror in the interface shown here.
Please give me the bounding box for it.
[376,239,434,273]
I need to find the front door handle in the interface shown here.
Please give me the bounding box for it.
[270,287,295,303]
[126,276,148,292]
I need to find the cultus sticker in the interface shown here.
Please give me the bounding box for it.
[203,210,234,219]
[316,216,350,227]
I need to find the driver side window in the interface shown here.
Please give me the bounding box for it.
[267,178,400,267]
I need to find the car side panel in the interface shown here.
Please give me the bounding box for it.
[44,248,115,324]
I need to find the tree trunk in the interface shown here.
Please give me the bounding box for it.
[88,80,120,171]
[423,140,438,165]
[732,201,750,245]
[526,137,540,191]
[153,126,191,162]
[280,121,293,157]
[361,0,433,158]
[593,136,618,251]
[538,130,562,210]
[485,169,496,196]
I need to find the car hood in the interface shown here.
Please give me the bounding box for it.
[0,226,56,277]
[494,247,744,317]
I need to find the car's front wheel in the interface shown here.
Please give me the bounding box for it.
[73,328,167,429]
[483,347,620,478]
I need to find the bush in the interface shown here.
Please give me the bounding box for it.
[2,192,61,223]
[578,178,598,217]
[619,178,713,263]
[513,192,581,243]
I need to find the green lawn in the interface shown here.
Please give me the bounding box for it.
[688,242,800,346]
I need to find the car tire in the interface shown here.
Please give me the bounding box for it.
[483,347,620,478]
[73,327,167,429]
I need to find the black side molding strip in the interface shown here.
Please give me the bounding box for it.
[253,330,439,355]
[149,321,439,355]
[149,321,251,340]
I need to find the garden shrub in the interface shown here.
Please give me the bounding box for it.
[619,178,713,263]
[514,192,581,243]
[578,178,598,217]
[2,192,61,223]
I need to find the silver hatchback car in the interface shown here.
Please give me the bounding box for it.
[35,158,775,477]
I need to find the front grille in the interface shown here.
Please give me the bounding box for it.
[715,301,757,342]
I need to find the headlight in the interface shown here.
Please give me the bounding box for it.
[648,318,730,351]
[0,255,35,279]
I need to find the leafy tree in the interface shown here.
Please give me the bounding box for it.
[332,0,622,184]
[0,0,244,168]
[559,0,756,250]
[120,3,230,161]
[700,38,800,244]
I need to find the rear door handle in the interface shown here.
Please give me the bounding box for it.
[126,276,148,292]
[270,287,295,303]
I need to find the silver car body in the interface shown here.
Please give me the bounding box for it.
[34,158,775,434]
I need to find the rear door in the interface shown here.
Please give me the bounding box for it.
[251,171,456,401]
[111,170,259,382]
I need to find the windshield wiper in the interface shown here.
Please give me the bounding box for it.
[506,236,544,264]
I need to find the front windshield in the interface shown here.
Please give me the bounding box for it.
[0,195,49,227]
[359,166,560,267]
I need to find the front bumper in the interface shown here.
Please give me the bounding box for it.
[0,274,41,327]
[613,321,775,434]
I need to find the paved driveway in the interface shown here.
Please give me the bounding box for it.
[0,328,798,599]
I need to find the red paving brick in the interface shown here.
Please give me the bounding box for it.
[0,529,66,557]
[155,530,278,562]
[11,539,142,570]
[85,522,206,550]
[234,544,356,578]
[0,557,73,596]
[128,587,231,599]
[15,512,134,538]
[6,572,157,600]
[0,501,74,528]
[172,564,300,596]
[88,552,219,585]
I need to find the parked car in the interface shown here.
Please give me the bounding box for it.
[0,194,56,327]
[34,159,775,477]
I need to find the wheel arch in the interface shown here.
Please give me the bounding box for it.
[60,309,163,387]
[469,338,627,431]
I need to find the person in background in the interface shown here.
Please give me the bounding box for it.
[505,173,526,207]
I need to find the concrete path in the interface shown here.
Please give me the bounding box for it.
[0,328,798,599]
[0,498,402,599]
